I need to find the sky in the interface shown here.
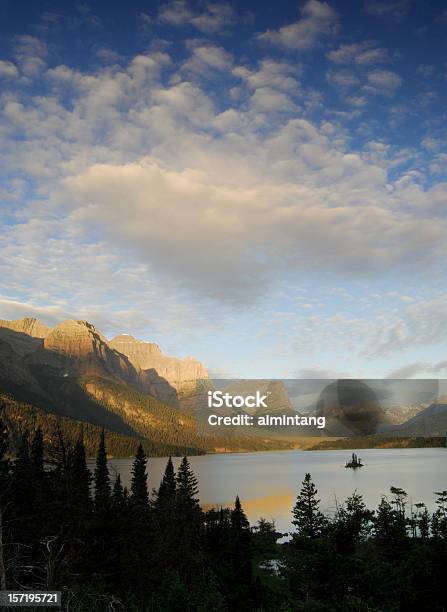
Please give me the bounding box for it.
[0,0,446,379]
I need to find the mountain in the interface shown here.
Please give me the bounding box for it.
[0,318,196,444]
[0,317,295,456]
[385,400,447,437]
[0,316,50,339]
[109,334,208,398]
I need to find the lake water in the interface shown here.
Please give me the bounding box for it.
[98,448,447,535]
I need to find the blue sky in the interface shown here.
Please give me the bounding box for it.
[0,0,447,379]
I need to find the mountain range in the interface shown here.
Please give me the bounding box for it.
[0,317,295,456]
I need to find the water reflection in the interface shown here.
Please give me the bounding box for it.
[91,448,447,535]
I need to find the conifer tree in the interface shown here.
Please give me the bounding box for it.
[112,474,125,509]
[176,456,200,507]
[94,430,110,513]
[228,496,253,611]
[172,457,204,583]
[292,473,326,539]
[154,457,177,540]
[333,491,373,548]
[71,433,91,513]
[130,444,149,509]
[374,492,408,547]
[157,456,176,503]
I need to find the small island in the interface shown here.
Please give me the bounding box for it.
[345,452,364,469]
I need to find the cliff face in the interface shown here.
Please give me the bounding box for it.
[109,335,208,397]
[0,317,200,406]
[0,317,51,339]
[42,320,141,384]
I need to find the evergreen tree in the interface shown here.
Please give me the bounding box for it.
[130,444,149,509]
[292,473,327,539]
[157,456,176,504]
[374,492,408,548]
[172,457,204,585]
[176,456,200,507]
[71,433,92,514]
[432,490,447,539]
[414,502,430,539]
[112,474,125,509]
[228,496,253,611]
[332,491,373,549]
[94,430,110,513]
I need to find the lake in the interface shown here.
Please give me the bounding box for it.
[97,448,447,535]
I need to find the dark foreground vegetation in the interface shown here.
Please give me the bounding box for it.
[1,419,447,611]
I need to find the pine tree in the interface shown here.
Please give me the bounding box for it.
[94,430,110,513]
[130,444,149,509]
[157,456,176,503]
[414,503,430,539]
[154,457,177,538]
[172,457,204,583]
[176,456,200,507]
[228,496,253,611]
[292,473,326,539]
[112,474,125,509]
[374,492,408,548]
[333,491,373,548]
[71,434,92,514]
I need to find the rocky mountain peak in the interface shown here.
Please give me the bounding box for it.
[44,319,107,357]
[111,334,140,344]
[109,335,208,397]
[0,317,51,339]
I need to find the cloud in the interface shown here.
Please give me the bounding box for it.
[0,33,446,315]
[0,60,19,78]
[364,69,402,95]
[416,64,435,78]
[233,59,301,93]
[0,297,71,326]
[158,1,237,34]
[327,69,359,88]
[180,42,233,77]
[328,41,390,65]
[369,296,447,357]
[386,361,447,379]
[95,47,123,63]
[13,34,47,76]
[257,0,339,51]
[293,365,352,379]
[364,0,413,19]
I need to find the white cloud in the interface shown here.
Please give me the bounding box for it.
[258,0,339,51]
[0,37,445,314]
[365,69,402,96]
[364,0,413,19]
[386,361,447,379]
[0,60,19,78]
[369,296,447,357]
[158,1,237,34]
[180,42,233,77]
[328,41,390,65]
[13,34,47,76]
[234,59,301,93]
